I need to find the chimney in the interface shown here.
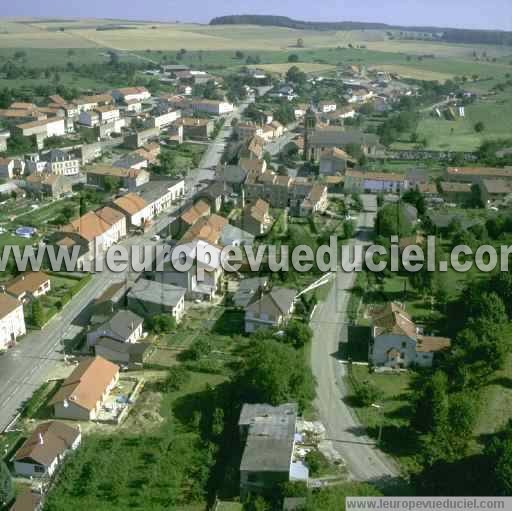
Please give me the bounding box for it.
[38,433,44,446]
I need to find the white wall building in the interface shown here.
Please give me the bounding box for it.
[0,294,26,350]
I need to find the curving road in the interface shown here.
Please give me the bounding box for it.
[310,194,400,484]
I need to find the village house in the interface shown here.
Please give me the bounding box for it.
[369,302,451,368]
[113,152,148,171]
[39,149,81,176]
[9,488,43,511]
[152,239,225,301]
[304,127,381,161]
[325,105,357,123]
[239,157,267,180]
[0,157,22,179]
[439,181,473,203]
[124,128,161,149]
[123,99,143,113]
[181,214,228,245]
[445,166,512,184]
[95,206,127,242]
[479,179,512,205]
[112,87,151,103]
[25,174,72,199]
[47,232,91,272]
[180,200,211,232]
[319,147,353,175]
[127,278,186,322]
[87,309,143,347]
[111,192,150,229]
[95,336,151,368]
[216,164,248,193]
[346,86,374,104]
[0,132,9,152]
[219,223,255,247]
[239,403,304,496]
[50,356,120,421]
[137,178,185,218]
[240,135,265,160]
[13,421,81,478]
[90,281,131,323]
[86,165,150,191]
[73,94,113,113]
[15,118,67,150]
[233,277,270,308]
[190,99,234,116]
[300,183,328,216]
[179,117,214,140]
[62,210,125,256]
[0,292,26,350]
[244,287,297,333]
[242,199,272,236]
[417,182,439,199]
[318,100,337,113]
[79,105,120,127]
[6,272,51,303]
[148,110,180,130]
[344,170,409,194]
[236,122,263,140]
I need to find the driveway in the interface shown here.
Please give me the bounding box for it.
[310,194,400,483]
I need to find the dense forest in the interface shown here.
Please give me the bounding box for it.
[210,15,512,46]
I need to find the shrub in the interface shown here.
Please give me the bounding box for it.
[164,366,190,391]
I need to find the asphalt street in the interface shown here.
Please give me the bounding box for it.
[310,194,400,483]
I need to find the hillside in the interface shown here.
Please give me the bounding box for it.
[210,15,512,46]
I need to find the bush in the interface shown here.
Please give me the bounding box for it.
[305,449,331,477]
[147,314,176,334]
[354,380,383,407]
[186,338,212,360]
[163,366,190,391]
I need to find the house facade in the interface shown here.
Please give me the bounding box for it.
[244,287,296,333]
[6,272,51,303]
[369,303,451,368]
[13,421,81,478]
[50,356,120,421]
[0,293,26,350]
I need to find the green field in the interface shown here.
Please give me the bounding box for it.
[414,93,512,151]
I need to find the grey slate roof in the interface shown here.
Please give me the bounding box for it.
[94,310,143,341]
[218,165,248,185]
[138,179,182,204]
[239,403,297,473]
[220,224,255,247]
[96,337,150,355]
[246,287,297,317]
[113,153,147,169]
[309,128,379,148]
[233,276,269,308]
[128,278,186,307]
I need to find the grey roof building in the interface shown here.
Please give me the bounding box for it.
[87,309,143,347]
[239,403,300,495]
[127,278,186,321]
[113,153,147,169]
[220,224,255,248]
[305,127,380,161]
[245,287,297,333]
[233,277,269,308]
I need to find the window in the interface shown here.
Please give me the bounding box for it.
[401,341,407,349]
[34,465,45,473]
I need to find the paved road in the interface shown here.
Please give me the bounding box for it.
[310,194,400,484]
[0,122,232,432]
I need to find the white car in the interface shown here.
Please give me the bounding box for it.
[151,234,161,241]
